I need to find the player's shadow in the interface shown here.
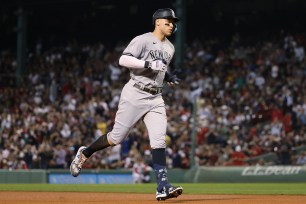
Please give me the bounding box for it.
[164,197,245,203]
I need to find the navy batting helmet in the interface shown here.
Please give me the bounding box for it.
[152,8,179,25]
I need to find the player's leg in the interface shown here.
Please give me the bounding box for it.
[70,132,112,177]
[143,104,183,201]
[70,111,145,177]
[70,84,148,177]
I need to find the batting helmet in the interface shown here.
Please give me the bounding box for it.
[152,8,179,25]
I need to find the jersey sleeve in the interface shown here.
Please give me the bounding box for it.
[122,35,146,59]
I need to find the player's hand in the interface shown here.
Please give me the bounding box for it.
[165,72,181,87]
[149,60,166,72]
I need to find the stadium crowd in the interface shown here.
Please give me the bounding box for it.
[1,31,306,171]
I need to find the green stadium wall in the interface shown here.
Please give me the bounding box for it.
[0,169,47,183]
[185,166,306,183]
[1,166,306,184]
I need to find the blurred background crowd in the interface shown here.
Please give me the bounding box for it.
[1,0,306,171]
[1,31,306,170]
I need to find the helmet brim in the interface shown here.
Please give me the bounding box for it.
[159,16,179,22]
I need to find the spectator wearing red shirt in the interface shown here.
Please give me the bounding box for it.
[226,145,247,166]
[271,105,283,121]
[282,112,292,133]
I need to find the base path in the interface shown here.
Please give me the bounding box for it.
[1,192,305,204]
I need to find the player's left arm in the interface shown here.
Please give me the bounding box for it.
[164,71,181,86]
[163,44,181,86]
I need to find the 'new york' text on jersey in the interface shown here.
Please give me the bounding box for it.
[122,32,175,87]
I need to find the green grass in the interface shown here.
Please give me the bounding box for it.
[0,183,306,195]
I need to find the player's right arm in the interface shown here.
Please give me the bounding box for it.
[119,36,165,71]
[119,55,148,69]
[119,55,166,71]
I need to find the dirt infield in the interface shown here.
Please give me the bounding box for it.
[1,192,305,204]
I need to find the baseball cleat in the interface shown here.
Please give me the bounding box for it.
[70,146,87,177]
[156,185,183,201]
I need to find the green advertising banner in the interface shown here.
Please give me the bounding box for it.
[185,166,306,183]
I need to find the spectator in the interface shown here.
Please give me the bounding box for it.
[132,155,152,184]
[1,31,306,170]
[225,145,248,166]
[296,151,306,165]
[52,144,67,168]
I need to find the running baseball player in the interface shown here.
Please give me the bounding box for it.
[70,8,183,201]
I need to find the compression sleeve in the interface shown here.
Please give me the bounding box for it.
[119,55,149,69]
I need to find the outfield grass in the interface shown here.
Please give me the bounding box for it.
[0,183,305,195]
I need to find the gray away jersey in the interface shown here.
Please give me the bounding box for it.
[122,32,175,87]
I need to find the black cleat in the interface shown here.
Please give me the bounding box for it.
[156,185,183,201]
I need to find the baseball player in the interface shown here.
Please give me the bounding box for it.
[70,8,183,201]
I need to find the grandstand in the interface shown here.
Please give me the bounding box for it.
[1,0,306,172]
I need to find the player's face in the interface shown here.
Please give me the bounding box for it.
[157,19,176,36]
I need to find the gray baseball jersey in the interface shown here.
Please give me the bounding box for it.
[122,32,175,87]
[107,32,175,149]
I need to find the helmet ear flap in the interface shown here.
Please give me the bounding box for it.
[173,23,177,33]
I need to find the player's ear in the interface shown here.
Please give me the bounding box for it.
[156,19,160,26]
